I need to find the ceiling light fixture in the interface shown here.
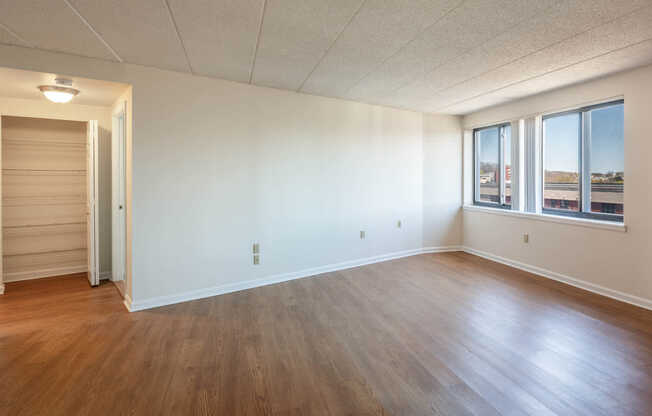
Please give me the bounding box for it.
[38,78,80,103]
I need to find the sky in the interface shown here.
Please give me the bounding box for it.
[478,125,511,170]
[544,104,624,174]
[478,127,499,170]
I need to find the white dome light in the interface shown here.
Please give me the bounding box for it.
[38,78,80,103]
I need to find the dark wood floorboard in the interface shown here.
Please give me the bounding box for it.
[1,253,652,415]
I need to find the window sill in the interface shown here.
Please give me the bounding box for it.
[463,205,627,233]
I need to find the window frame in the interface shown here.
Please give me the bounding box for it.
[473,122,512,210]
[541,99,624,223]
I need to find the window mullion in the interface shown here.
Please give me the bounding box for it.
[499,127,505,206]
[474,132,480,203]
[581,111,592,213]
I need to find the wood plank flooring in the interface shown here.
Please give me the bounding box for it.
[1,253,652,415]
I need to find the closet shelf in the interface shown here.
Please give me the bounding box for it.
[3,221,85,229]
[3,248,87,257]
[2,168,87,173]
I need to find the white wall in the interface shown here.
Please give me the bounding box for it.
[0,45,443,306]
[462,65,652,305]
[132,74,424,302]
[0,96,113,277]
[422,114,463,248]
[3,44,647,311]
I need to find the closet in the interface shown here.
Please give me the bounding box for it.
[2,116,88,282]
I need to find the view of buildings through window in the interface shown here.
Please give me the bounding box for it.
[543,112,581,212]
[543,102,624,216]
[504,127,511,205]
[474,101,623,220]
[589,104,624,214]
[477,127,499,204]
[476,124,511,207]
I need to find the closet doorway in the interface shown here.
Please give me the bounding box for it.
[1,116,100,287]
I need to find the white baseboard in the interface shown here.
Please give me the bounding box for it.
[4,265,88,283]
[462,246,652,311]
[123,244,652,313]
[99,271,112,281]
[127,247,446,312]
[422,245,463,253]
[123,294,133,312]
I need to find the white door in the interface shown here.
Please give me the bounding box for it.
[87,120,100,286]
[112,104,126,283]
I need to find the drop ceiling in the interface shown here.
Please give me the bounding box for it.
[1,0,651,114]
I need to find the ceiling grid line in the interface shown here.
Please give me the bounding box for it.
[296,0,368,92]
[436,36,652,113]
[427,3,652,109]
[357,0,569,101]
[341,0,468,96]
[62,0,123,63]
[0,21,35,47]
[248,0,268,84]
[162,0,194,74]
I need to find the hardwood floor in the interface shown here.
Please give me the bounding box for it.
[1,253,652,415]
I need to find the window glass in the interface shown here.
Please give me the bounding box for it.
[477,127,500,204]
[543,113,580,212]
[503,125,512,207]
[589,104,624,215]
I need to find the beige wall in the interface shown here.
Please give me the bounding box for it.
[462,65,652,305]
[0,96,114,279]
[422,114,463,248]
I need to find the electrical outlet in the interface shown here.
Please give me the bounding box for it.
[523,233,529,243]
[360,230,365,239]
[397,220,402,228]
[252,242,260,254]
[253,254,260,265]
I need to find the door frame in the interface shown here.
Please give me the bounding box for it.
[0,114,100,292]
[87,120,100,286]
[111,102,127,284]
[0,115,3,295]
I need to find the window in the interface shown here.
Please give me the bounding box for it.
[474,123,511,208]
[588,104,624,216]
[543,112,580,212]
[542,100,623,221]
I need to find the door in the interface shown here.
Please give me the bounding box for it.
[86,120,100,286]
[112,104,126,283]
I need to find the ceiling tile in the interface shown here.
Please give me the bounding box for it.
[442,39,652,114]
[344,0,561,103]
[166,0,262,83]
[69,0,189,72]
[423,5,652,112]
[252,0,364,90]
[299,0,462,97]
[0,0,116,60]
[388,0,650,106]
[0,24,30,47]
